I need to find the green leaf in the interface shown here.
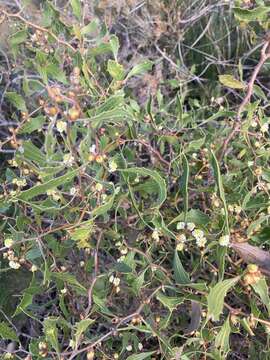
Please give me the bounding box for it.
[126,61,153,80]
[9,30,27,47]
[74,319,95,347]
[156,291,183,312]
[126,352,156,360]
[70,220,94,249]
[119,167,166,208]
[219,75,245,89]
[18,140,46,166]
[90,107,132,128]
[0,322,18,341]
[5,92,27,111]
[44,317,60,354]
[207,277,240,321]
[233,6,269,22]
[18,116,46,134]
[180,154,189,221]
[215,316,231,354]
[252,278,270,316]
[132,269,147,296]
[110,35,120,60]
[107,60,125,81]
[51,272,87,294]
[81,19,99,36]
[16,169,78,201]
[70,0,82,20]
[173,250,190,284]
[186,137,205,152]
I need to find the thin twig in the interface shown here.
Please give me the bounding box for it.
[2,9,77,52]
[219,39,270,160]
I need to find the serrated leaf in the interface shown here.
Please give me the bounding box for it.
[107,60,125,81]
[9,30,27,47]
[0,322,18,341]
[44,318,60,354]
[126,61,153,80]
[156,291,183,312]
[16,169,78,201]
[126,352,156,360]
[215,316,231,354]
[173,250,190,284]
[18,116,46,134]
[219,75,245,89]
[207,277,240,321]
[74,319,95,347]
[110,35,120,60]
[18,140,46,166]
[51,272,86,294]
[233,6,269,22]
[132,269,146,295]
[5,92,27,111]
[252,278,270,315]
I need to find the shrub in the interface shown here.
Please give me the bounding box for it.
[1,1,270,359]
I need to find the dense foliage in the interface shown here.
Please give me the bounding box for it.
[1,1,270,359]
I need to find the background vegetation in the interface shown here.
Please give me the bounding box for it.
[1,0,270,359]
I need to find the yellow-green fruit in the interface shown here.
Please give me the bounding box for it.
[68,107,80,121]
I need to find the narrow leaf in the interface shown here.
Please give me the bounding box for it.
[207,277,240,321]
[173,250,190,284]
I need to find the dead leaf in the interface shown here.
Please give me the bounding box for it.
[231,242,270,276]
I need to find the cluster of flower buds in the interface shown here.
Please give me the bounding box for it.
[30,30,54,54]
[243,264,262,286]
[38,342,48,358]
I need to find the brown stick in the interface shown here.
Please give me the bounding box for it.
[219,39,270,160]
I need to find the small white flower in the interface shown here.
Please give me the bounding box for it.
[109,160,118,172]
[138,343,143,351]
[126,345,132,352]
[196,237,207,248]
[63,154,74,165]
[176,222,185,230]
[70,187,77,195]
[113,277,121,287]
[56,120,67,133]
[95,183,103,192]
[219,235,230,247]
[4,238,14,248]
[234,205,242,214]
[178,234,186,243]
[187,222,195,231]
[261,123,269,133]
[117,255,126,262]
[152,229,160,242]
[176,243,184,251]
[69,339,75,349]
[31,264,38,272]
[61,288,67,294]
[192,229,204,240]
[90,144,96,154]
[109,275,115,283]
[120,247,128,255]
[9,260,21,269]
